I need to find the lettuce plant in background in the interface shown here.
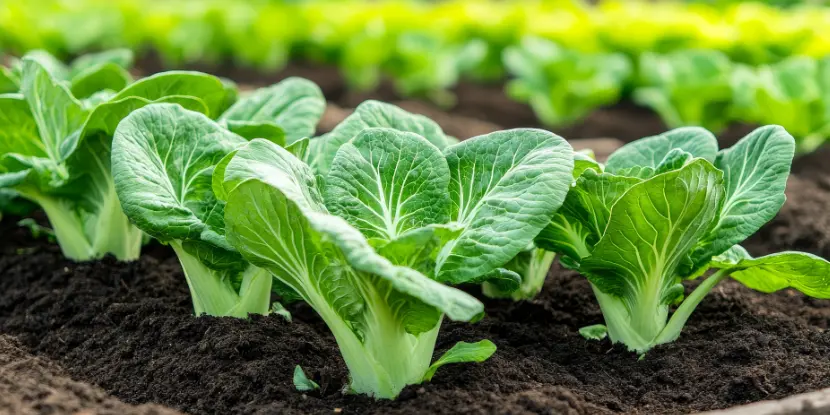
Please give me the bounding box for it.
[112,77,325,318]
[204,101,575,398]
[536,125,830,353]
[633,49,737,133]
[734,56,830,153]
[503,36,632,127]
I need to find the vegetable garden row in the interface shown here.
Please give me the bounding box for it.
[2,47,830,414]
[6,1,830,153]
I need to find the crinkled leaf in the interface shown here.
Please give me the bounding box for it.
[581,160,724,301]
[309,100,448,175]
[224,120,286,147]
[112,103,246,248]
[605,127,718,175]
[113,71,227,118]
[223,140,484,326]
[219,77,325,144]
[688,126,794,272]
[325,128,451,241]
[437,129,574,283]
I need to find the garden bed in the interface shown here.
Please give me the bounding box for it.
[2,66,830,414]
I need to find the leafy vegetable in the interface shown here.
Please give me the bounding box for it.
[218,106,574,398]
[735,56,830,153]
[0,55,143,261]
[503,36,632,126]
[112,75,324,317]
[633,49,736,132]
[536,125,830,353]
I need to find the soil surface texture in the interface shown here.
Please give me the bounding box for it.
[1,59,829,414]
[1,164,830,414]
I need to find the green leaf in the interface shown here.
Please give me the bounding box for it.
[223,139,483,322]
[474,267,523,293]
[605,127,718,175]
[225,169,483,325]
[293,365,320,392]
[580,160,724,342]
[711,247,830,299]
[20,57,88,167]
[309,100,448,175]
[21,50,70,81]
[112,103,246,244]
[70,49,134,76]
[535,169,639,268]
[0,66,20,93]
[689,126,794,271]
[112,71,227,118]
[436,129,574,283]
[572,150,601,179]
[286,137,309,161]
[325,128,451,241]
[219,77,325,144]
[224,120,286,147]
[422,340,496,381]
[69,63,132,99]
[0,94,45,159]
[579,324,608,341]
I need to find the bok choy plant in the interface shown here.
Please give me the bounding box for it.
[0,51,213,261]
[503,36,631,127]
[633,49,737,133]
[112,77,326,317]
[213,101,575,398]
[536,125,830,353]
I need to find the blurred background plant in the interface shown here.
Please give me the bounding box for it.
[4,0,830,150]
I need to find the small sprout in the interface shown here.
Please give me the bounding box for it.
[17,218,55,242]
[423,340,497,382]
[270,302,292,322]
[579,324,608,341]
[293,365,320,392]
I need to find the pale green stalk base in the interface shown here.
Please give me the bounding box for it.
[170,241,272,318]
[28,192,143,261]
[482,250,556,300]
[593,269,731,353]
[308,289,440,399]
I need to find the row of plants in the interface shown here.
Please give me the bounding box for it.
[2,49,830,400]
[5,1,830,154]
[506,38,830,153]
[2,0,830,96]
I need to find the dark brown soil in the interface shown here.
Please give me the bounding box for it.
[1,161,830,415]
[0,334,181,415]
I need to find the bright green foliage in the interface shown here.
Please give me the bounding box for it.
[308,100,450,175]
[111,76,325,317]
[481,247,556,300]
[0,50,285,262]
[503,36,632,126]
[633,49,736,132]
[536,125,830,353]
[217,107,574,398]
[0,54,141,261]
[735,56,830,153]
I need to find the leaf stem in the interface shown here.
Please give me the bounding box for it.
[654,268,730,346]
